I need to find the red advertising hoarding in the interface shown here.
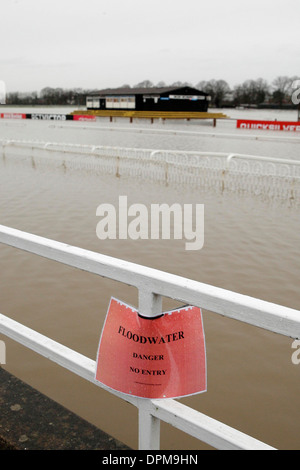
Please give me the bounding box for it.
[0,113,96,121]
[0,113,26,119]
[237,119,300,132]
[73,114,96,122]
[95,298,207,399]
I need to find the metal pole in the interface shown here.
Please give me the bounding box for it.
[138,401,161,450]
[137,290,162,450]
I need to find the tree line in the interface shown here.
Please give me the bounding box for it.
[4,75,300,108]
[5,87,88,107]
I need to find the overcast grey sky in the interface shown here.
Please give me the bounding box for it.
[1,0,299,92]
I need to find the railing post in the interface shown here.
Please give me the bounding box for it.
[138,290,162,318]
[138,401,160,450]
[137,290,162,450]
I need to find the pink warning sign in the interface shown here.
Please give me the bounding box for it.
[95,297,207,399]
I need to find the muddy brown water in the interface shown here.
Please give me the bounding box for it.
[0,112,299,450]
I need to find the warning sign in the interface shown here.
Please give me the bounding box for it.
[95,298,207,399]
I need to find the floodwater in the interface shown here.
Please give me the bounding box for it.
[0,107,299,450]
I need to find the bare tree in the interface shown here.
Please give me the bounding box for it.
[196,79,230,107]
[156,81,167,87]
[171,81,192,87]
[233,78,270,106]
[134,80,154,88]
[272,76,292,106]
[254,78,270,104]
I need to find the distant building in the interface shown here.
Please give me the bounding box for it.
[86,86,210,112]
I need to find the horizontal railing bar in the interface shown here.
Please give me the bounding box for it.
[1,139,300,174]
[150,399,275,450]
[0,138,229,158]
[0,313,275,450]
[226,153,300,166]
[47,124,300,143]
[1,137,300,159]
[0,225,299,339]
[0,313,138,407]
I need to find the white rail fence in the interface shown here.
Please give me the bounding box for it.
[1,139,300,201]
[47,122,300,143]
[1,225,300,450]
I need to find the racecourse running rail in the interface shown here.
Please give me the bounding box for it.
[0,139,300,203]
[0,225,300,450]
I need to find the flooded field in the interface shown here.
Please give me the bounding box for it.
[0,108,299,450]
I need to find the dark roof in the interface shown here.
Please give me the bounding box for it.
[88,86,208,96]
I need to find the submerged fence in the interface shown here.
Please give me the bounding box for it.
[0,225,300,449]
[0,139,300,202]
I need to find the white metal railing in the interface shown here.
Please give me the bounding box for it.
[1,225,300,450]
[1,139,299,203]
[1,138,300,164]
[1,139,300,180]
[46,122,300,143]
[225,152,300,168]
